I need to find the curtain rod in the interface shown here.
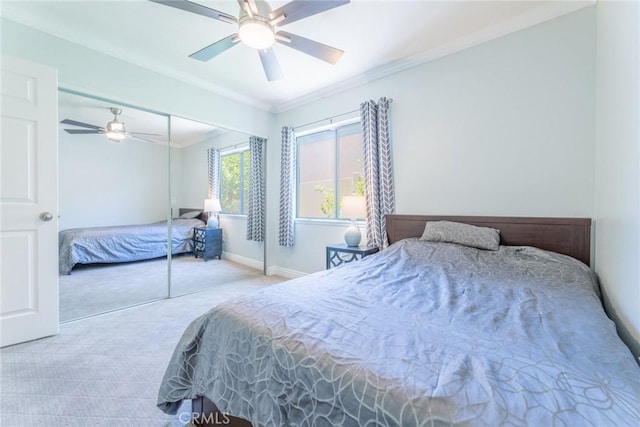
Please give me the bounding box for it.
[293,108,359,131]
[216,141,249,152]
[293,98,394,131]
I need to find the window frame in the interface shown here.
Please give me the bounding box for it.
[295,119,362,221]
[219,148,250,216]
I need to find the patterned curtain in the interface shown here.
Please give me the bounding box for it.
[207,148,221,199]
[278,126,296,246]
[360,97,394,249]
[246,136,265,242]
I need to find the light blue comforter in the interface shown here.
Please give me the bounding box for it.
[59,218,203,274]
[158,238,640,426]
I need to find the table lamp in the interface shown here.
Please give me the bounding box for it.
[204,198,221,228]
[340,195,366,247]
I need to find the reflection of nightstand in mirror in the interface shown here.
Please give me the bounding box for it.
[193,227,222,261]
[326,244,379,269]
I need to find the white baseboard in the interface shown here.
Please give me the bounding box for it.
[221,252,307,279]
[266,266,307,279]
[221,252,263,271]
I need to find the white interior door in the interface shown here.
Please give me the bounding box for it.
[0,55,59,347]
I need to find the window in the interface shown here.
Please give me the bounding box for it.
[219,149,250,214]
[296,122,364,219]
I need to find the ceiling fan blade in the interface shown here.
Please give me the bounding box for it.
[63,129,102,134]
[189,34,239,61]
[270,0,350,26]
[127,131,163,136]
[276,31,343,64]
[60,119,103,130]
[149,0,237,24]
[258,48,284,81]
[129,135,159,144]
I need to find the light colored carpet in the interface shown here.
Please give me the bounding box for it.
[60,256,263,322]
[1,274,287,427]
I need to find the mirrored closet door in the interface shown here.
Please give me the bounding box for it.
[58,90,170,321]
[168,116,265,297]
[57,92,267,321]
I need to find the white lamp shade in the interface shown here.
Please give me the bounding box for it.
[340,196,366,219]
[204,198,221,213]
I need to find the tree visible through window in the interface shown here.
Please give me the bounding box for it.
[297,122,364,219]
[220,149,250,214]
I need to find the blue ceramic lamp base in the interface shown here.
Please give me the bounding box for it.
[207,215,219,229]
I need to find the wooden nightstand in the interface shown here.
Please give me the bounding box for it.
[326,244,379,269]
[193,227,222,261]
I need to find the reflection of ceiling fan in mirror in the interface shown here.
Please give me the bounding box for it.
[60,108,161,143]
[149,0,350,81]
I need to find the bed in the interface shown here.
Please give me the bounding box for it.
[157,215,640,426]
[58,208,206,274]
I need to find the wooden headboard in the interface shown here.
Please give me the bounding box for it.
[386,215,592,266]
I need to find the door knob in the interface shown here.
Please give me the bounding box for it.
[39,212,54,222]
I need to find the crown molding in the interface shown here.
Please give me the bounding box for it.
[271,0,595,114]
[3,0,594,116]
[0,13,273,112]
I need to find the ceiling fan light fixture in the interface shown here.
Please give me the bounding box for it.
[238,19,274,49]
[152,0,350,80]
[105,131,126,142]
[106,120,126,142]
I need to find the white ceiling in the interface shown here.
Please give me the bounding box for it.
[2,0,593,113]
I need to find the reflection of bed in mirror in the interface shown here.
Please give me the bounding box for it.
[157,215,640,426]
[58,208,206,274]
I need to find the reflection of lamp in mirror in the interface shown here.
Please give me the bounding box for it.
[204,198,221,228]
[340,195,366,247]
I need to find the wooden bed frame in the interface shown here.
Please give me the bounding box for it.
[386,214,592,266]
[190,214,592,425]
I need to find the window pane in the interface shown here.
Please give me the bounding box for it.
[297,130,336,218]
[243,150,250,213]
[220,153,241,214]
[338,123,364,219]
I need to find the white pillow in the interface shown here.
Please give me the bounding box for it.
[179,211,201,219]
[420,221,500,251]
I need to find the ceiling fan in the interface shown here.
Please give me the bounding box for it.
[150,0,350,81]
[60,108,162,143]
